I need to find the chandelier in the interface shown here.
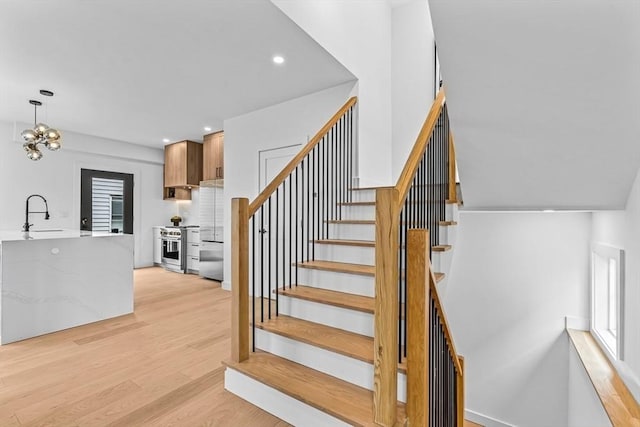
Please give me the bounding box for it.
[21,91,62,161]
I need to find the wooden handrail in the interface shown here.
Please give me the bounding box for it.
[457,356,465,427]
[248,96,358,217]
[395,90,446,209]
[429,265,463,374]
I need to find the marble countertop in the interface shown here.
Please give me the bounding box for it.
[0,229,128,242]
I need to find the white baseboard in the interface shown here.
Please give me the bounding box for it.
[565,316,589,331]
[222,280,231,291]
[465,409,515,427]
[225,367,349,427]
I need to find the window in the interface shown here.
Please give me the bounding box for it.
[591,243,624,359]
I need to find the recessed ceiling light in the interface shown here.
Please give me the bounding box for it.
[162,138,170,143]
[204,126,212,132]
[273,55,285,65]
[543,209,555,213]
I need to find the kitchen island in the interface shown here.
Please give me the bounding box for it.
[0,230,134,344]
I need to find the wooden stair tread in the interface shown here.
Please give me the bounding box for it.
[279,285,374,313]
[224,352,406,426]
[314,239,375,247]
[349,186,394,191]
[297,260,375,276]
[257,315,374,364]
[338,200,458,205]
[259,310,410,373]
[297,260,445,283]
[314,239,452,253]
[328,219,458,226]
[337,201,376,206]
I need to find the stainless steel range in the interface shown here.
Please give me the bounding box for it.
[160,226,186,273]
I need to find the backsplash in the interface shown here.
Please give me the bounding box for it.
[174,188,199,226]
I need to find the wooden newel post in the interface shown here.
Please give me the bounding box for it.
[374,188,399,426]
[406,229,431,426]
[231,197,249,363]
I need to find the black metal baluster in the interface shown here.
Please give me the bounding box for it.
[288,174,292,289]
[283,179,286,291]
[331,126,338,219]
[302,154,311,261]
[295,166,299,287]
[268,196,272,320]
[275,189,279,316]
[324,134,329,238]
[313,147,317,260]
[260,206,264,323]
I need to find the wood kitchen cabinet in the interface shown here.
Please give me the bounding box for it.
[203,131,224,181]
[163,140,203,200]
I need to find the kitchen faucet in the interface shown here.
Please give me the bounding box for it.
[23,194,50,232]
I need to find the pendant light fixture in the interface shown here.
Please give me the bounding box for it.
[21,90,62,161]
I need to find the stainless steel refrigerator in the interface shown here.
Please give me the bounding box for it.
[199,180,224,281]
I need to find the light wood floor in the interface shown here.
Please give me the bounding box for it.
[0,267,481,427]
[0,267,288,426]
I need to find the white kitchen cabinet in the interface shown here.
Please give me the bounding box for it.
[153,226,162,265]
[186,228,200,273]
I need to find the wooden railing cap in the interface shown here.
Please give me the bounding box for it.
[248,96,357,217]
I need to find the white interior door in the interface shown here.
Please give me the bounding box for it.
[253,144,302,299]
[259,145,302,191]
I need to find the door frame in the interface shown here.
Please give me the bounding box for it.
[80,168,134,234]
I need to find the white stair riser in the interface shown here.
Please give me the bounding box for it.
[439,224,457,246]
[430,251,446,273]
[278,294,374,337]
[350,189,376,203]
[339,202,453,221]
[340,205,375,220]
[225,368,350,427]
[255,329,407,402]
[297,268,374,297]
[328,223,375,241]
[314,243,374,265]
[447,203,459,222]
[312,244,443,272]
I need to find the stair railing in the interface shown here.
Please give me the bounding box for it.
[231,97,358,363]
[374,89,464,426]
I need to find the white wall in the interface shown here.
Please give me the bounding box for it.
[0,120,174,268]
[567,342,612,427]
[592,166,640,402]
[271,0,393,187]
[222,82,357,289]
[443,212,591,427]
[391,0,435,180]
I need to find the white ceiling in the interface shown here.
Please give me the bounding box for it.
[429,0,640,210]
[0,0,355,148]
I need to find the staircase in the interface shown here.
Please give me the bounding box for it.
[225,192,459,426]
[225,92,465,426]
